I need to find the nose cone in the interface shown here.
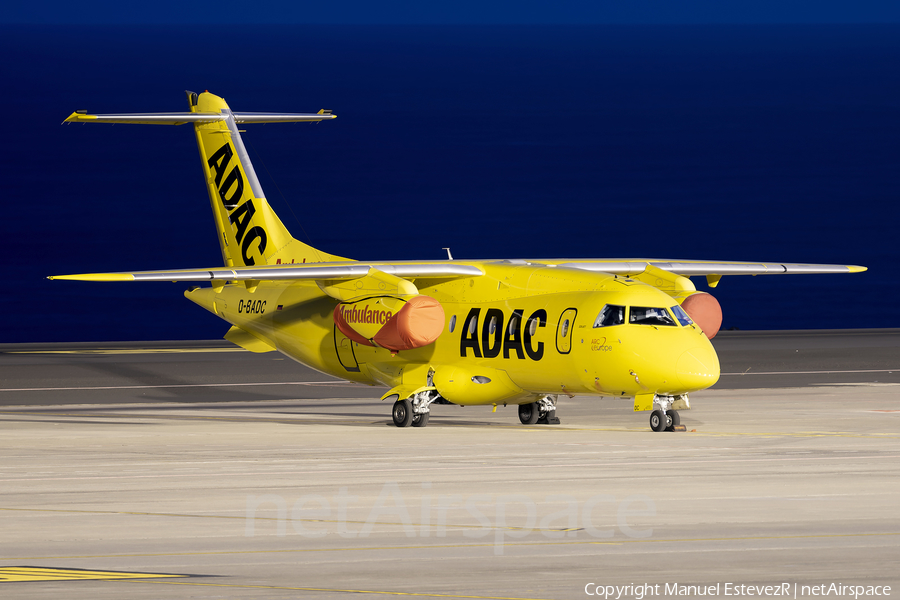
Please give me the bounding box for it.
[676,344,720,391]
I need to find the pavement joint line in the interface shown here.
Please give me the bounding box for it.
[0,566,189,583]
[1,410,898,438]
[0,411,571,431]
[720,369,898,375]
[118,579,558,600]
[2,452,899,483]
[0,412,380,426]
[0,508,570,533]
[3,369,897,393]
[0,380,354,392]
[3,532,897,561]
[7,348,246,354]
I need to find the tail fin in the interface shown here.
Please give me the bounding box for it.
[188,91,345,266]
[64,91,345,267]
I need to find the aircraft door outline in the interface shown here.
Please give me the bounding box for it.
[334,325,361,372]
[556,308,577,354]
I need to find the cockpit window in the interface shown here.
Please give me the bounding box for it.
[629,307,676,326]
[593,304,625,327]
[671,305,693,327]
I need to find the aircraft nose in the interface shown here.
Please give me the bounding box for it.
[676,344,720,390]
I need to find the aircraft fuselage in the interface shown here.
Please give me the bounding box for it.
[187,262,720,407]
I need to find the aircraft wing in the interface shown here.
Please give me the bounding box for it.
[63,111,335,125]
[49,262,484,282]
[547,259,866,276]
[49,259,864,287]
[541,259,865,288]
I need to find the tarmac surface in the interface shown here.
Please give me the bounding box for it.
[0,329,898,599]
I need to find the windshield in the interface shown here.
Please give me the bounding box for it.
[593,304,625,327]
[629,307,676,326]
[671,305,693,326]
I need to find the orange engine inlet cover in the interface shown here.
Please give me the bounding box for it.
[334,295,445,352]
[681,292,723,339]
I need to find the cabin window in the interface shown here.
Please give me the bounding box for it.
[489,316,497,335]
[508,314,519,335]
[593,304,625,327]
[449,315,457,332]
[528,317,539,336]
[671,305,693,327]
[629,306,676,326]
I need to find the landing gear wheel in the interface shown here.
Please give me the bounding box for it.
[538,410,561,425]
[411,412,430,428]
[649,410,667,432]
[665,410,680,432]
[518,402,540,425]
[392,399,413,427]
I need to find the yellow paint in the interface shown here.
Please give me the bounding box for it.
[48,273,134,281]
[224,325,276,353]
[706,274,722,288]
[633,393,655,412]
[189,91,347,268]
[0,567,186,583]
[2,531,896,564]
[52,91,868,430]
[319,267,418,302]
[129,579,557,600]
[63,112,97,122]
[631,264,696,300]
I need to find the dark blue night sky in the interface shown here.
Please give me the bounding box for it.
[6,1,900,24]
[2,4,898,342]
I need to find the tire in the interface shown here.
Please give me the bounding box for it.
[665,410,680,432]
[411,411,430,428]
[392,399,413,427]
[518,402,539,425]
[538,410,560,425]
[650,410,667,432]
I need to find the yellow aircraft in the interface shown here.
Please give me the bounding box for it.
[54,91,866,431]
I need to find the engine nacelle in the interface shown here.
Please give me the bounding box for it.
[431,365,527,406]
[681,292,722,339]
[333,295,444,352]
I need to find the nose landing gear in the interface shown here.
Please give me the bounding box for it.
[649,409,667,432]
[650,409,681,432]
[665,410,681,431]
[648,394,688,432]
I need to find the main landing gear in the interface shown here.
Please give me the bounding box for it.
[518,396,561,425]
[392,393,562,428]
[391,399,413,427]
[392,390,439,428]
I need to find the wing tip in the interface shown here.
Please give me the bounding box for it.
[63,111,94,124]
[848,265,867,273]
[49,273,135,282]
